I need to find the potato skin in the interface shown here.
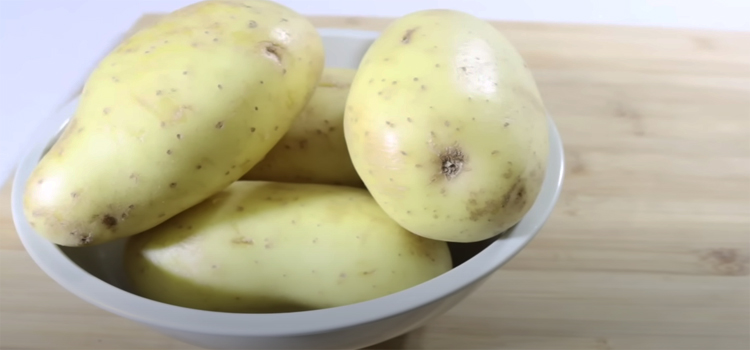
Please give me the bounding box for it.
[123,181,452,313]
[242,68,364,187]
[343,10,549,243]
[23,0,324,247]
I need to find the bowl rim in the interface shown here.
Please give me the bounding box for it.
[11,27,565,337]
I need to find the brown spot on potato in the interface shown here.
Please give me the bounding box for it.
[492,150,499,155]
[386,121,394,127]
[170,182,177,188]
[225,171,230,175]
[176,134,182,139]
[79,234,92,245]
[248,20,257,28]
[70,192,78,198]
[402,27,418,43]
[102,215,117,229]
[435,63,440,68]
[183,71,188,75]
[215,121,224,129]
[501,177,527,210]
[250,127,256,132]
[196,165,202,170]
[255,106,259,111]
[232,237,254,245]
[415,164,422,168]
[440,147,464,180]
[392,80,397,85]
[103,108,111,115]
[444,121,451,127]
[217,84,223,89]
[504,122,509,127]
[261,42,283,65]
[299,139,308,149]
[468,195,502,222]
[166,149,172,155]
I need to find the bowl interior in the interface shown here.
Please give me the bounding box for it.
[12,28,564,336]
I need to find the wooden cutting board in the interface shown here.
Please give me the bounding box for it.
[1,14,749,350]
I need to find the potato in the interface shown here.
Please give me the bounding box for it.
[241,68,363,187]
[343,10,549,243]
[123,181,452,313]
[23,0,325,247]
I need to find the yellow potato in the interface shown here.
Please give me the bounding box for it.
[242,67,363,187]
[22,0,325,247]
[124,181,452,313]
[344,10,549,243]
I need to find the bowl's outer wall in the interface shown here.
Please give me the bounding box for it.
[11,28,564,350]
[150,278,489,349]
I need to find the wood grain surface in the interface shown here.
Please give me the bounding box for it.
[1,13,749,350]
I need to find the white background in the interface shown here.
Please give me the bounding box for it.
[1,0,749,184]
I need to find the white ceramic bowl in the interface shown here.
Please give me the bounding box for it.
[11,28,565,350]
